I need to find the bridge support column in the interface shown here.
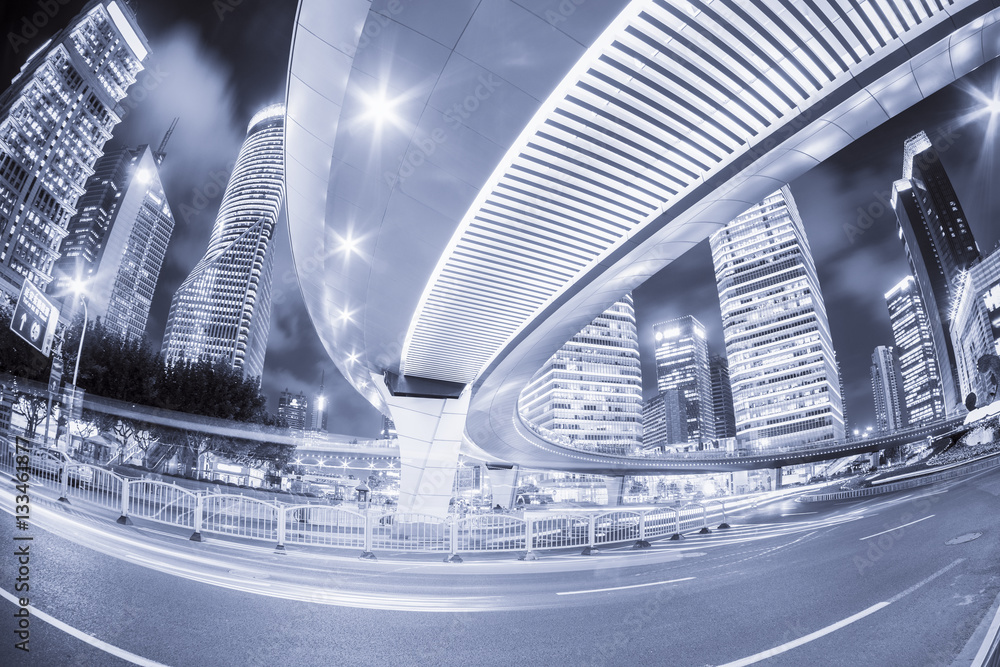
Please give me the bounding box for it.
[486,465,518,509]
[870,451,881,468]
[773,467,783,490]
[604,475,626,506]
[374,376,469,519]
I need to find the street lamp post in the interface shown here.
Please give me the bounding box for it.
[66,284,88,453]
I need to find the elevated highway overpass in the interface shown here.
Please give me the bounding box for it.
[284,0,1000,514]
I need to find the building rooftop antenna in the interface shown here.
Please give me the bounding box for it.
[153,117,179,165]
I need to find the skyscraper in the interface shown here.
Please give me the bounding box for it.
[519,294,642,455]
[870,345,908,434]
[161,104,285,380]
[950,246,1000,406]
[886,275,945,425]
[277,390,307,431]
[710,187,845,449]
[653,316,715,444]
[0,0,149,298]
[641,389,686,451]
[52,138,175,341]
[310,371,327,432]
[891,130,980,416]
[709,354,737,440]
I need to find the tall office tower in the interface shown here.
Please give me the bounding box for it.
[161,104,285,380]
[51,137,175,340]
[519,294,642,455]
[277,390,307,431]
[886,276,946,424]
[653,316,715,444]
[891,130,980,416]
[710,187,845,449]
[870,346,908,434]
[709,354,737,440]
[380,415,397,440]
[641,389,686,450]
[310,371,327,432]
[0,1,149,298]
[951,246,1000,405]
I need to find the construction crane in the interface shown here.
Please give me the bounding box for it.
[153,117,179,165]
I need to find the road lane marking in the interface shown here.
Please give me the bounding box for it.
[859,515,934,541]
[0,587,170,666]
[556,577,694,596]
[719,558,965,667]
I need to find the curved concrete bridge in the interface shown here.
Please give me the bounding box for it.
[284,0,1000,514]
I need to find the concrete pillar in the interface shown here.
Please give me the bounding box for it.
[869,451,880,468]
[604,475,626,506]
[486,465,519,509]
[773,467,783,490]
[374,376,469,518]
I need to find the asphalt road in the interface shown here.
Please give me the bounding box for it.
[1,466,999,666]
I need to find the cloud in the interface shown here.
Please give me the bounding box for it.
[110,26,245,346]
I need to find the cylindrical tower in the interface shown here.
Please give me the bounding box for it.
[162,104,285,380]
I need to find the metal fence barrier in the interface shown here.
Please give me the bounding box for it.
[8,445,991,557]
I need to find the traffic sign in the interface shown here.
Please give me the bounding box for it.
[10,280,59,357]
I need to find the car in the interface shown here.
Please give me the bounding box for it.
[67,464,95,489]
[27,447,68,480]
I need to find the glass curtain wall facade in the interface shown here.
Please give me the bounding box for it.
[886,275,946,424]
[52,144,174,340]
[710,354,737,440]
[891,130,980,416]
[0,0,149,298]
[950,247,1000,406]
[519,294,642,455]
[161,104,285,380]
[653,315,715,445]
[870,345,908,434]
[710,187,845,450]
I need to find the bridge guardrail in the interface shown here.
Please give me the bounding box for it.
[800,453,1000,502]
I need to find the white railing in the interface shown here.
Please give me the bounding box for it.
[127,480,200,529]
[202,495,279,541]
[284,505,367,549]
[371,513,450,552]
[64,463,125,509]
[455,514,527,552]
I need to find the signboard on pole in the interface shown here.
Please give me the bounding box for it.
[10,280,59,357]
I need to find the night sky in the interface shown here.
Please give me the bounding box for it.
[3,1,1000,438]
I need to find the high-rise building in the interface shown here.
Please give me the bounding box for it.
[51,139,175,340]
[380,415,397,440]
[886,275,945,425]
[870,345,908,434]
[641,389,686,450]
[310,371,327,432]
[0,1,149,298]
[277,389,307,431]
[951,245,1000,406]
[709,354,737,440]
[161,104,285,380]
[519,294,642,455]
[653,316,715,444]
[891,130,980,416]
[710,187,845,449]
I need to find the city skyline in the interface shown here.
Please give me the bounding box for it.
[4,2,1000,437]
